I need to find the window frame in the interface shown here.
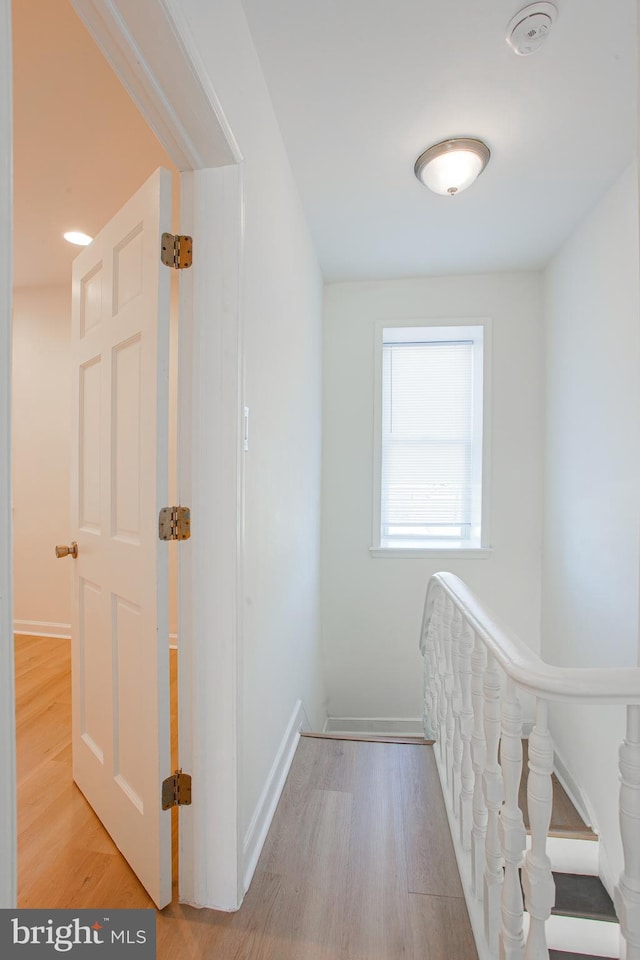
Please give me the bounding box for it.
[370,317,493,558]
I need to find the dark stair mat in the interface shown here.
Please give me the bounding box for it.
[550,872,618,923]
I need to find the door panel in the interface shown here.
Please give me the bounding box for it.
[70,167,172,908]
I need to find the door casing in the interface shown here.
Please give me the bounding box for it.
[0,0,245,912]
[0,0,16,911]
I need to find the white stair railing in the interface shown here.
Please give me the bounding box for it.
[420,572,640,960]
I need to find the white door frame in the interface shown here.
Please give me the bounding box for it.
[0,0,16,911]
[0,0,245,911]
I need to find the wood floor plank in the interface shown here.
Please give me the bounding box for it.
[19,784,110,884]
[20,850,123,910]
[339,741,413,959]
[14,636,69,678]
[298,735,359,794]
[261,785,352,887]
[400,743,465,898]
[18,756,81,836]
[407,893,478,960]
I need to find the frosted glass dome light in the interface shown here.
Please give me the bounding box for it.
[414,138,491,196]
[64,231,93,246]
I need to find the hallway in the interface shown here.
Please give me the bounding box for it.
[16,635,476,958]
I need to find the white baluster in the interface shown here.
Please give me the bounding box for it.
[471,634,488,899]
[423,612,438,740]
[483,652,504,954]
[428,592,444,742]
[459,620,475,851]
[614,705,640,960]
[434,591,447,762]
[522,699,555,960]
[443,598,455,791]
[499,679,526,960]
[451,607,464,815]
[423,645,432,739]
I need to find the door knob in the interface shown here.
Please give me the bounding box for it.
[55,542,78,559]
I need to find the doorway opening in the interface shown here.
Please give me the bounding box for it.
[12,0,180,908]
[4,0,243,913]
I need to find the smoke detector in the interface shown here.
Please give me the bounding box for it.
[506,2,557,56]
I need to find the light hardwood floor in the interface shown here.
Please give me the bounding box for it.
[16,635,477,959]
[15,634,170,908]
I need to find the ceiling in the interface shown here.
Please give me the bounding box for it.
[12,0,178,289]
[240,0,638,281]
[13,1,638,287]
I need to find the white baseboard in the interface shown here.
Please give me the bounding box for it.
[323,716,424,737]
[14,620,71,640]
[243,699,310,893]
[15,624,179,646]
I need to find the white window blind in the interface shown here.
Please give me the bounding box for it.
[381,337,476,543]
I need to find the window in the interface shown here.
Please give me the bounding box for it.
[371,321,490,556]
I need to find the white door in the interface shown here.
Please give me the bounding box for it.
[68,167,173,909]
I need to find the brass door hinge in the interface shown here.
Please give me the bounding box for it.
[161,232,193,270]
[162,770,192,810]
[159,506,191,541]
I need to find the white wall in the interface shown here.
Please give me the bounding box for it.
[177,0,326,859]
[542,161,640,891]
[12,286,72,635]
[322,273,544,723]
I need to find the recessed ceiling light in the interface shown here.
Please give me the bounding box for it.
[64,231,93,246]
[414,138,491,196]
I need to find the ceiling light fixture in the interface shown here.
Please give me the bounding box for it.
[414,138,491,197]
[63,231,93,246]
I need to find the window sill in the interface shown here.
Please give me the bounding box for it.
[369,545,493,559]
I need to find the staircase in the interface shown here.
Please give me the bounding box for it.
[520,757,618,959]
[520,742,618,958]
[544,872,617,958]
[420,572,640,960]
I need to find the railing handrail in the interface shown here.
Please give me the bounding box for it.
[422,572,640,704]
